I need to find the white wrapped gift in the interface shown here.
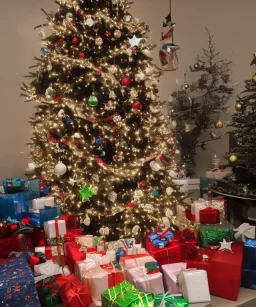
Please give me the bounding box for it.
[120,255,155,279]
[74,253,105,281]
[162,263,187,294]
[179,269,211,303]
[75,235,94,248]
[127,266,164,294]
[31,196,55,210]
[106,250,116,262]
[193,199,225,223]
[206,167,232,179]
[44,220,66,238]
[234,223,256,242]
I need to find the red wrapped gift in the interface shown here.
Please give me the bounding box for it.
[0,222,19,238]
[146,232,184,266]
[64,228,83,243]
[186,243,243,300]
[56,274,92,307]
[185,206,195,222]
[199,207,220,224]
[34,228,47,246]
[35,245,66,268]
[0,234,34,258]
[61,214,77,229]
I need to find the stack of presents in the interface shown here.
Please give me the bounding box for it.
[1,178,256,306]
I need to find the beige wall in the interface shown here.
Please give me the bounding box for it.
[0,0,256,180]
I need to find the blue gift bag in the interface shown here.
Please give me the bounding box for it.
[0,256,40,307]
[0,191,39,220]
[241,269,256,289]
[243,240,256,270]
[23,206,61,226]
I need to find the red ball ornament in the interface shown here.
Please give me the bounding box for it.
[133,101,141,111]
[154,89,159,94]
[35,113,41,118]
[72,38,79,45]
[78,52,85,58]
[122,76,131,86]
[139,181,147,189]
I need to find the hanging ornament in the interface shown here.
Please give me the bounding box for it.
[219,239,233,252]
[252,73,256,83]
[235,102,242,112]
[136,72,145,81]
[166,187,174,195]
[79,185,97,201]
[130,89,138,99]
[72,38,79,45]
[47,63,52,71]
[108,191,117,202]
[138,181,146,189]
[212,154,220,168]
[123,14,132,23]
[95,37,103,46]
[40,47,48,55]
[110,65,118,74]
[64,116,72,124]
[109,91,116,99]
[83,215,91,226]
[69,178,77,185]
[152,190,160,197]
[122,76,131,86]
[214,120,224,129]
[129,34,143,48]
[184,83,189,90]
[114,30,122,39]
[132,225,141,236]
[66,12,73,22]
[88,94,98,107]
[84,15,94,27]
[25,162,35,173]
[57,109,65,117]
[45,86,54,100]
[184,124,191,133]
[54,161,67,176]
[38,27,46,39]
[145,66,155,76]
[229,154,238,163]
[133,101,141,111]
[78,52,85,58]
[96,138,103,146]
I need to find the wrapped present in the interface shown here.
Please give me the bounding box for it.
[154,293,189,307]
[186,243,243,300]
[31,196,55,210]
[127,265,164,294]
[241,269,256,289]
[27,179,40,196]
[75,235,94,249]
[105,239,126,251]
[24,206,61,227]
[0,234,34,257]
[162,263,187,294]
[0,220,19,238]
[234,223,256,243]
[243,239,256,270]
[37,276,62,307]
[185,206,195,222]
[194,222,234,248]
[179,269,211,303]
[146,231,185,266]
[106,250,116,262]
[56,274,92,307]
[64,228,83,243]
[44,220,67,239]
[35,245,65,268]
[199,207,220,224]
[101,280,154,307]
[2,177,28,194]
[193,198,226,223]
[34,228,47,246]
[0,191,39,220]
[61,214,77,229]
[116,247,126,263]
[0,256,40,306]
[82,255,124,302]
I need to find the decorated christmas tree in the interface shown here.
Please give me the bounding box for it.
[169,29,233,176]
[212,53,256,198]
[22,0,184,239]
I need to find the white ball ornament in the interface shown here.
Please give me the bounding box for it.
[166,187,174,195]
[54,161,67,175]
[150,161,162,172]
[145,66,155,76]
[27,162,35,171]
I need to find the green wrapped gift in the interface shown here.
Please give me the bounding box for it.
[195,222,234,248]
[155,293,188,307]
[102,281,154,307]
[37,280,62,307]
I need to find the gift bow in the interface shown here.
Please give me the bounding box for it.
[155,292,189,307]
[234,223,255,241]
[82,254,111,272]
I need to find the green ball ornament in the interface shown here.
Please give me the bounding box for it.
[252,73,256,84]
[88,95,98,107]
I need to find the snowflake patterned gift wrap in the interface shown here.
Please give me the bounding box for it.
[0,256,40,307]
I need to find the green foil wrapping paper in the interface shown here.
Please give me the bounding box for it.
[102,281,154,307]
[195,223,234,247]
[155,293,188,307]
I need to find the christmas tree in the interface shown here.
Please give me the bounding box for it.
[22,0,184,239]
[212,53,256,198]
[169,29,233,176]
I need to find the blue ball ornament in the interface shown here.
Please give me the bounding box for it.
[40,47,48,55]
[152,190,160,197]
[96,139,103,146]
[65,116,72,124]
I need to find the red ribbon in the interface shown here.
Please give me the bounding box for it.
[85,116,113,122]
[54,220,65,268]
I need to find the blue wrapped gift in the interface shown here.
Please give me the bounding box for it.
[23,206,61,226]
[2,177,29,194]
[241,269,256,289]
[27,179,40,196]
[0,256,40,307]
[243,240,256,270]
[116,247,126,263]
[0,191,39,220]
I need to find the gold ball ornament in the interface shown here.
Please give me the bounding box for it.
[252,73,256,83]
[193,63,200,69]
[235,102,242,112]
[214,120,224,129]
[229,154,238,163]
[114,30,122,39]
[184,83,189,90]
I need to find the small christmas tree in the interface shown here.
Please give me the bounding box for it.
[169,29,233,176]
[22,0,184,239]
[212,53,256,198]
